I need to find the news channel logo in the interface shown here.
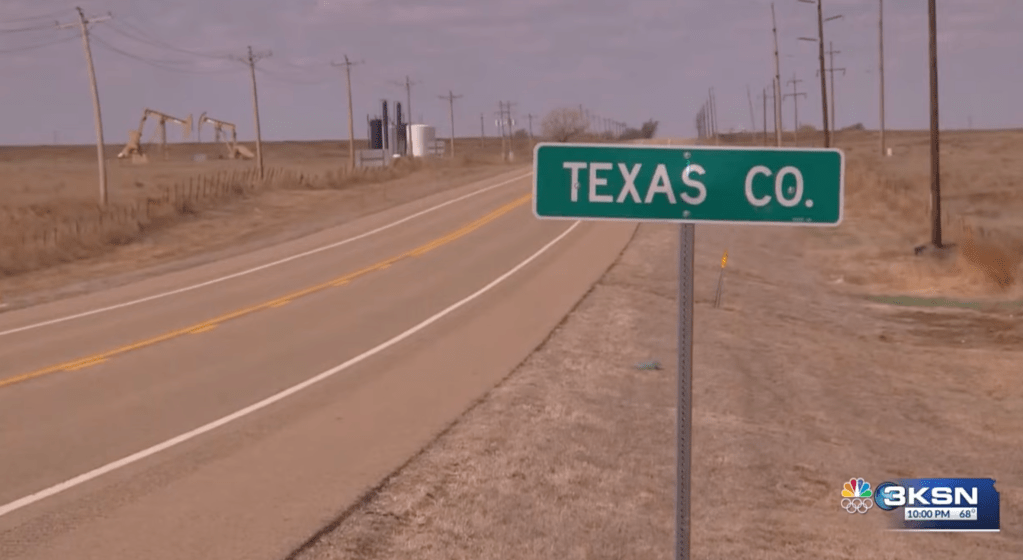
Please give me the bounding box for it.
[841,477,1000,532]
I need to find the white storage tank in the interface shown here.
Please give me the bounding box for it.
[409,124,435,157]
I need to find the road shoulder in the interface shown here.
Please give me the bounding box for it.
[288,220,1022,560]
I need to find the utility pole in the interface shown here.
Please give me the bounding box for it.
[758,87,771,146]
[784,74,807,145]
[927,0,942,248]
[815,0,830,147]
[332,55,363,170]
[390,76,419,126]
[389,75,419,155]
[771,3,784,147]
[708,88,719,145]
[58,8,111,205]
[496,102,506,159]
[496,101,516,161]
[527,113,535,140]
[438,90,462,158]
[878,0,887,157]
[480,112,485,148]
[705,95,712,140]
[233,46,271,179]
[798,0,837,147]
[821,42,845,131]
[746,85,757,140]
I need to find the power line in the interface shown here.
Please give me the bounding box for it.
[0,34,76,54]
[89,33,238,74]
[104,18,234,60]
[256,65,330,85]
[0,22,62,33]
[0,8,71,25]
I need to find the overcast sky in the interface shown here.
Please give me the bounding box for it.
[0,0,1019,145]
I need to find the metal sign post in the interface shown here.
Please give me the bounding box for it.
[532,141,845,560]
[676,223,695,560]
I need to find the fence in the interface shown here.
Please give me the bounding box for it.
[0,166,316,261]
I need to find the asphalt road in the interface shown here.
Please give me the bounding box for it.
[0,169,636,560]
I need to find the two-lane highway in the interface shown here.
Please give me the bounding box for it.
[0,170,635,560]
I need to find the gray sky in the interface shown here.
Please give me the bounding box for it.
[0,0,1019,146]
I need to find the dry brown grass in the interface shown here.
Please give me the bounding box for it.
[803,128,1023,300]
[0,137,529,304]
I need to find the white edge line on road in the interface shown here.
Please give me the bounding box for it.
[0,220,581,519]
[0,171,533,338]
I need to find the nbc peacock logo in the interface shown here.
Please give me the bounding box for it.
[841,478,874,514]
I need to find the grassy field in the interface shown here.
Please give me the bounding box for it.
[0,136,536,303]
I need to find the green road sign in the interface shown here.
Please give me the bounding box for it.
[532,142,844,225]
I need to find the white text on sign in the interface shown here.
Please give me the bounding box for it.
[562,161,814,209]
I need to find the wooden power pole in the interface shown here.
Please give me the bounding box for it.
[771,3,783,147]
[821,42,846,131]
[390,75,419,154]
[236,46,271,179]
[332,55,363,170]
[391,76,419,124]
[879,0,887,157]
[927,0,942,248]
[816,0,831,147]
[438,90,462,158]
[58,8,111,205]
[784,74,807,146]
[746,85,757,138]
[758,87,771,146]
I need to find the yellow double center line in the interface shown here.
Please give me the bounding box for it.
[0,193,532,390]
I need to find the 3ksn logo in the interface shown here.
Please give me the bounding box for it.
[840,477,1000,532]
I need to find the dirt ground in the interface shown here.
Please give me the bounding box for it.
[284,130,1023,559]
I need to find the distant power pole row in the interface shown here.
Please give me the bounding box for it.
[695,90,719,143]
[577,105,627,138]
[55,6,278,202]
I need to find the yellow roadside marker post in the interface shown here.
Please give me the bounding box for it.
[713,250,728,308]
